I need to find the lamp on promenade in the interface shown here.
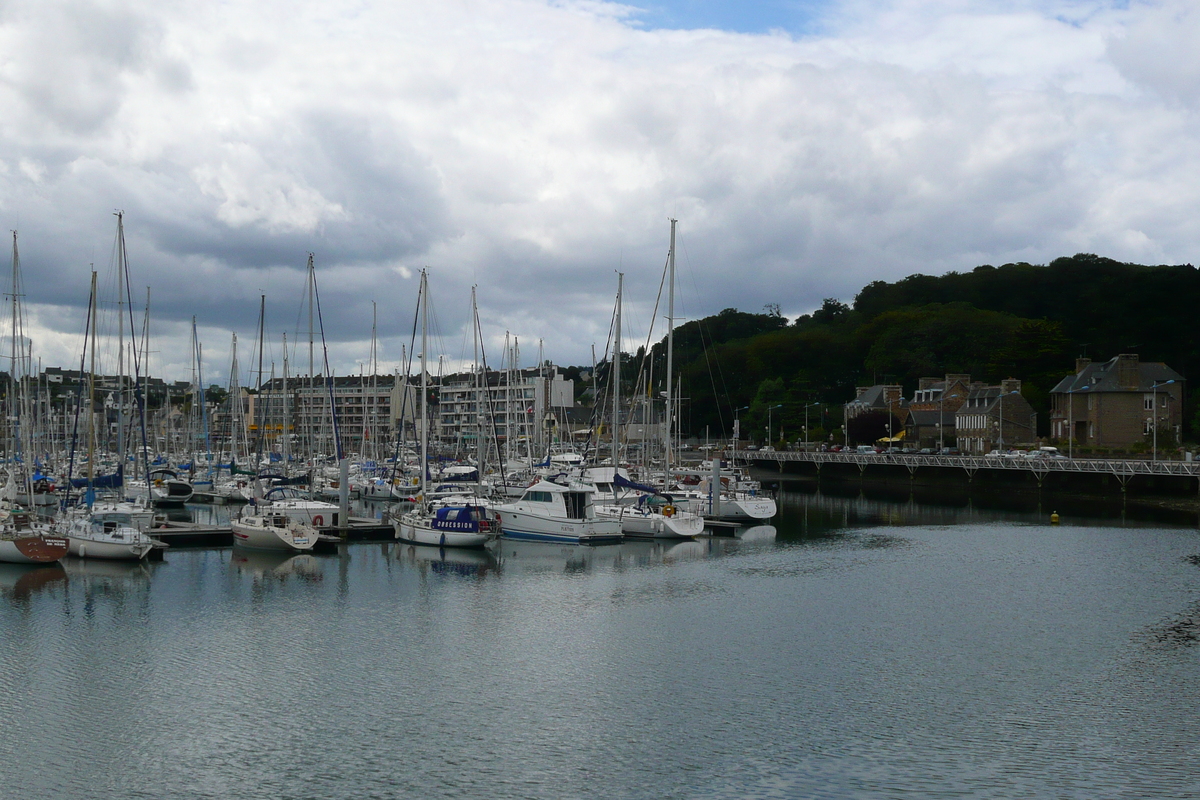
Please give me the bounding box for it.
[804,402,820,451]
[766,404,782,447]
[1152,380,1175,463]
[733,405,748,449]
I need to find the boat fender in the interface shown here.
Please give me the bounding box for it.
[1050,511,1060,525]
[662,505,677,518]
[313,514,324,526]
[440,533,446,546]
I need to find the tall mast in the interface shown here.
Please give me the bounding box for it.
[665,218,676,475]
[472,286,483,495]
[612,272,622,469]
[419,270,428,503]
[87,271,98,482]
[8,232,18,465]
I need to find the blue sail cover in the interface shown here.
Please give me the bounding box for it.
[70,464,124,489]
[613,471,663,496]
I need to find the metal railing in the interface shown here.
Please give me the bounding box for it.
[729,450,1200,479]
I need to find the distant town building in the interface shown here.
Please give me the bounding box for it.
[1049,355,1184,449]
[904,374,976,449]
[954,379,1037,454]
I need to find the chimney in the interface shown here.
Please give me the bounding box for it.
[1115,354,1139,390]
[855,386,870,399]
[919,377,937,390]
[884,385,903,406]
[1075,357,1091,374]
[1000,378,1022,395]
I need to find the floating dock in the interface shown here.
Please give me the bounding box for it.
[149,517,395,550]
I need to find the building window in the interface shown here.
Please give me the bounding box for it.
[1144,395,1153,411]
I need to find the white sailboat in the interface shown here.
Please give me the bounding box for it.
[393,272,496,548]
[230,510,317,552]
[589,273,703,539]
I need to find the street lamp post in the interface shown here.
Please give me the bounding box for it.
[766,404,782,447]
[733,405,748,450]
[1152,380,1175,462]
[804,402,820,451]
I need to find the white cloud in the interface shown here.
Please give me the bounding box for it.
[0,0,1196,383]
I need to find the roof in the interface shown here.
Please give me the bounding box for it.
[905,409,948,425]
[846,385,908,410]
[1050,356,1184,394]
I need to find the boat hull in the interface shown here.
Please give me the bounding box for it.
[67,536,153,561]
[596,505,705,538]
[0,534,70,564]
[493,508,623,544]
[394,516,490,548]
[230,519,317,552]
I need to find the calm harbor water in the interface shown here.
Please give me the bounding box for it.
[3,489,1200,799]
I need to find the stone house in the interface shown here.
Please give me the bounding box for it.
[904,374,977,449]
[954,379,1038,454]
[1049,355,1184,449]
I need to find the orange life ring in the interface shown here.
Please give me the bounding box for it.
[662,505,677,518]
[312,514,324,526]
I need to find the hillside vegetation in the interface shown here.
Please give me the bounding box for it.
[609,254,1198,444]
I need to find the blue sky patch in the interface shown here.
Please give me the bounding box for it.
[629,0,831,35]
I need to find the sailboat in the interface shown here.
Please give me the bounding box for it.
[393,272,497,548]
[0,232,68,565]
[654,219,775,523]
[56,219,159,560]
[590,271,703,538]
[231,295,319,552]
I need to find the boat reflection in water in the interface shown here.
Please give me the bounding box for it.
[393,541,497,578]
[61,557,157,585]
[229,549,323,583]
[735,524,778,544]
[0,563,68,600]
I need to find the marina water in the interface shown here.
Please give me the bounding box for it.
[2,488,1199,798]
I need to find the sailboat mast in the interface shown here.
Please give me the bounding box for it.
[613,272,622,468]
[665,218,676,475]
[419,270,428,501]
[8,232,18,464]
[87,271,98,482]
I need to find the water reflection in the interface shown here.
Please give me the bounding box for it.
[0,563,68,600]
[229,549,323,583]
[393,541,497,578]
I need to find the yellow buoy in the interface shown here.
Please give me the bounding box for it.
[1050,511,1060,524]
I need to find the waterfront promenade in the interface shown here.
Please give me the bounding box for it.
[732,449,1200,492]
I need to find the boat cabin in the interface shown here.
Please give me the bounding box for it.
[518,481,593,520]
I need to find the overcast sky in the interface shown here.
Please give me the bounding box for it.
[2,0,1197,385]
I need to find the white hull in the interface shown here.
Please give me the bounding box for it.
[394,514,490,548]
[595,504,704,538]
[67,535,154,561]
[492,506,622,544]
[678,493,776,522]
[231,515,317,552]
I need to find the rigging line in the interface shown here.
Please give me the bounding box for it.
[634,250,670,395]
[387,281,423,485]
[676,228,732,434]
[62,273,97,510]
[582,287,620,465]
[474,298,507,482]
[309,260,343,462]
